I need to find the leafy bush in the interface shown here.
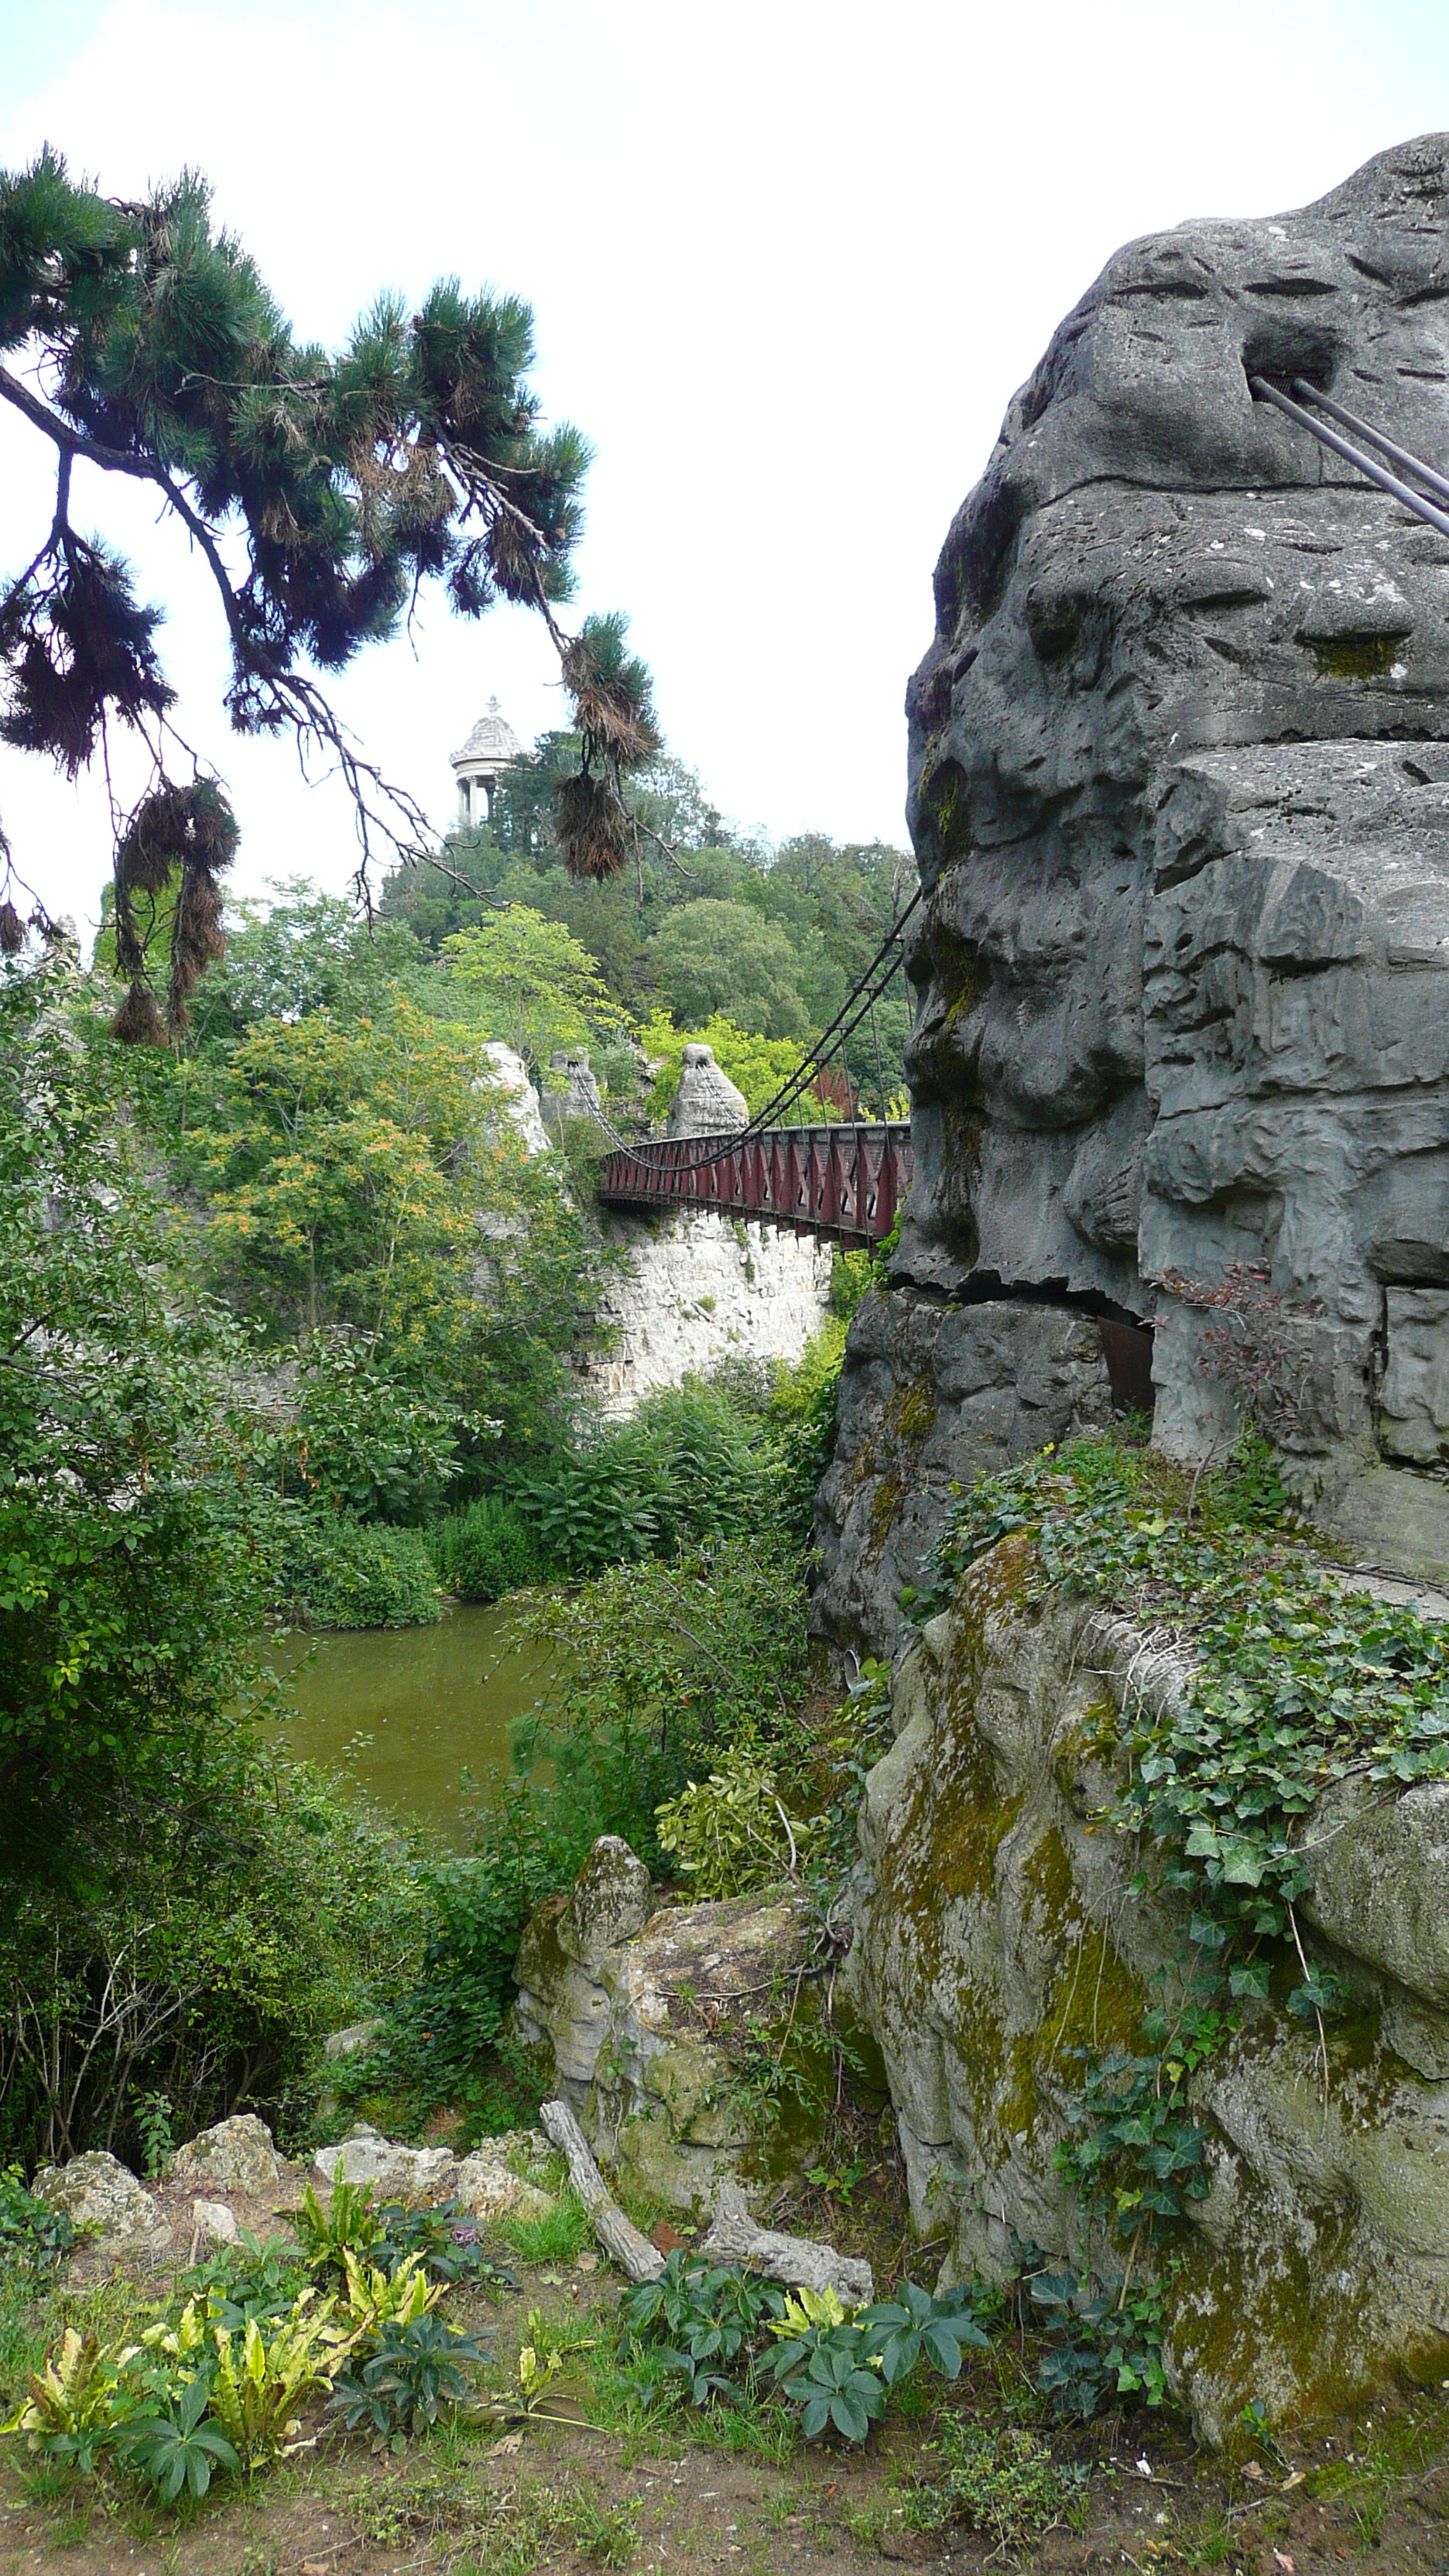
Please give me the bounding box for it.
[766,2283,989,2444]
[0,2168,74,2275]
[276,1512,440,1628]
[655,1750,817,1897]
[1026,2264,1168,2417]
[618,2259,990,2445]
[329,2312,492,2448]
[903,2419,1086,2548]
[2,1754,430,2171]
[515,1380,770,1576]
[620,2252,782,2407]
[294,2177,380,2274]
[430,1494,542,1601]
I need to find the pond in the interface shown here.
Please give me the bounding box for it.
[265,1601,554,1844]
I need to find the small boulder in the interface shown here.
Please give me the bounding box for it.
[170,2114,283,2196]
[33,2151,167,2249]
[560,1837,654,1966]
[312,2123,457,2196]
[323,2019,384,2064]
[453,2146,555,2223]
[192,2198,240,2245]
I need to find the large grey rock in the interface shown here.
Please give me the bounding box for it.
[843,1537,1449,2443]
[33,2151,169,2250]
[812,1288,1112,1662]
[312,2125,457,2196]
[170,2113,282,2195]
[666,1043,748,1139]
[894,135,1449,1585]
[310,2121,554,2220]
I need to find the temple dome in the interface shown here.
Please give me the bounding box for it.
[450,696,522,828]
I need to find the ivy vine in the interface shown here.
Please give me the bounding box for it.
[899,1430,1449,2407]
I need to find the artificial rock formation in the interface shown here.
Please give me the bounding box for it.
[512,1836,822,2213]
[844,1541,1449,2441]
[666,1043,748,1140]
[882,133,1449,1591]
[478,1041,548,1156]
[814,1290,1111,1663]
[586,1207,833,1416]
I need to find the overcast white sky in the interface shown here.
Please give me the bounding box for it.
[5,0,1449,938]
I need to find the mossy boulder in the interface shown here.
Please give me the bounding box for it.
[512,1837,820,2216]
[844,1540,1449,2442]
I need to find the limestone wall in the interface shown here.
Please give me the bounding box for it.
[584,1208,833,1416]
[843,1541,1449,2441]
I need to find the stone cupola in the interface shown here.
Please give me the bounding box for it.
[450,696,522,829]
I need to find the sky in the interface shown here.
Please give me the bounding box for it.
[5,0,1449,940]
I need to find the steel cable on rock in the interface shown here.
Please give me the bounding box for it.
[1249,376,1449,540]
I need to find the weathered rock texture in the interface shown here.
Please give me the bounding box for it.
[896,135,1449,1584]
[814,1288,1112,1663]
[478,1041,548,1155]
[844,1539,1449,2441]
[585,1208,832,1416]
[512,1837,821,2213]
[33,2151,170,2255]
[170,2113,281,2197]
[667,1043,748,1140]
[313,2122,555,2221]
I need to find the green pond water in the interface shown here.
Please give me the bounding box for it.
[267,1602,554,1843]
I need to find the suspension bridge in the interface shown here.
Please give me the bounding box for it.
[596,887,920,1248]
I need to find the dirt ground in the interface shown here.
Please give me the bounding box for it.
[7,2154,1449,2576]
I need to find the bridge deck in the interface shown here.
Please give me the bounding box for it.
[597,1121,912,1247]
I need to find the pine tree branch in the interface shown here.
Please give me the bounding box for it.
[0,363,442,892]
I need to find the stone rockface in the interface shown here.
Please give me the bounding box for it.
[886,134,1449,1591]
[586,1208,832,1416]
[843,1540,1449,2441]
[813,1289,1111,1663]
[511,1837,821,2213]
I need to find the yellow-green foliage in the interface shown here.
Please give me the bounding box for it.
[656,1748,817,1897]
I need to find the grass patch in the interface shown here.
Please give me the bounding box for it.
[496,2190,592,2267]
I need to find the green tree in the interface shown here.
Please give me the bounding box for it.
[443,905,629,1072]
[0,150,657,1024]
[647,899,810,1040]
[0,954,265,1892]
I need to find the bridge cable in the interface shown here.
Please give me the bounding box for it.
[596,882,924,1173]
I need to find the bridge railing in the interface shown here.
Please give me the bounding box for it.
[597,1120,913,1247]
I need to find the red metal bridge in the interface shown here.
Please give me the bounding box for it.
[597,1119,913,1248]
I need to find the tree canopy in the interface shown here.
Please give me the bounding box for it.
[0,149,658,1032]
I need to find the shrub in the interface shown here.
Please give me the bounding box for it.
[655,1750,817,1897]
[430,1495,542,1601]
[0,1757,430,2171]
[515,1379,771,1576]
[278,1514,440,1628]
[617,2260,991,2444]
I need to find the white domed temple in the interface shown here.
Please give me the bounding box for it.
[450,697,522,828]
